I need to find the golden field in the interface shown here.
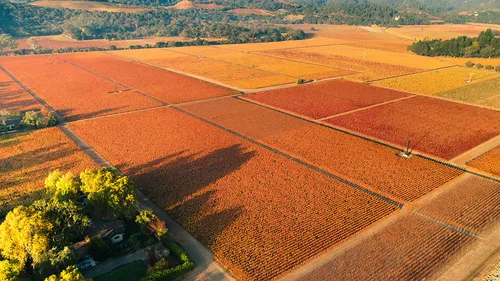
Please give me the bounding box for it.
[437,78,500,109]
[217,37,351,52]
[29,0,151,13]
[373,67,499,95]
[385,24,500,40]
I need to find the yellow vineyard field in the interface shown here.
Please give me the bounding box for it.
[373,67,499,95]
[437,78,500,109]
[259,48,421,82]
[297,45,453,69]
[217,37,351,52]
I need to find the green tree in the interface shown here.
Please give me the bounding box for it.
[22,111,43,129]
[44,170,79,202]
[496,65,500,72]
[485,65,494,70]
[80,167,138,220]
[476,63,483,69]
[464,60,474,68]
[0,34,18,51]
[44,265,86,281]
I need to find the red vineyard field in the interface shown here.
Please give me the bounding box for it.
[0,71,45,113]
[301,214,474,281]
[60,52,235,104]
[69,107,398,281]
[325,96,500,160]
[418,175,500,234]
[0,55,162,121]
[180,98,463,202]
[245,80,412,119]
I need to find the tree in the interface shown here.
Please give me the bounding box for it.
[0,34,18,51]
[297,78,305,84]
[465,60,474,68]
[476,63,483,69]
[0,260,25,281]
[80,167,138,220]
[44,170,79,202]
[496,65,500,72]
[136,210,167,236]
[485,65,494,70]
[22,111,43,129]
[44,265,86,281]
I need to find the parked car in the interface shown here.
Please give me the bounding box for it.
[76,256,97,271]
[111,233,125,244]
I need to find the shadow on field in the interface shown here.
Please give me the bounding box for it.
[0,83,40,111]
[129,144,254,246]
[58,106,128,121]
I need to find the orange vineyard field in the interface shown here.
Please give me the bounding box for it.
[180,97,463,202]
[0,55,162,121]
[0,128,96,215]
[60,52,236,104]
[326,96,500,160]
[302,214,474,281]
[0,71,45,113]
[466,146,500,177]
[69,107,398,281]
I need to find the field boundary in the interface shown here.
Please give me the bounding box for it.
[317,94,417,120]
[172,105,405,208]
[451,135,500,166]
[0,65,63,122]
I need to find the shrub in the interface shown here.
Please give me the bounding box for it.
[89,238,112,262]
[485,65,494,70]
[464,61,474,67]
[297,78,304,84]
[476,63,483,69]
[496,65,500,72]
[147,259,168,275]
[140,236,194,281]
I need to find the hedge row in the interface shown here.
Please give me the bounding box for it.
[140,236,194,281]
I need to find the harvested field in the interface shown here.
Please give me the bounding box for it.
[29,0,151,13]
[436,77,500,109]
[418,175,500,234]
[0,55,162,121]
[438,57,500,67]
[59,52,235,103]
[0,80,45,113]
[115,49,295,89]
[244,80,412,119]
[180,97,463,202]
[466,146,500,177]
[284,24,403,41]
[301,214,474,281]
[217,37,351,52]
[325,96,500,160]
[259,49,422,82]
[0,55,161,120]
[0,128,96,215]
[344,39,413,53]
[374,67,499,95]
[69,107,398,281]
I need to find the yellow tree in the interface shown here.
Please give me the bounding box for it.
[44,266,86,281]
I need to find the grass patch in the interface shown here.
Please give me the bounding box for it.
[94,260,148,281]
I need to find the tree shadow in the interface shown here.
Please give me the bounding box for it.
[57,106,128,121]
[0,84,41,112]
[129,144,254,248]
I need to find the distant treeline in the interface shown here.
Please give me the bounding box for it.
[408,29,500,58]
[0,0,305,43]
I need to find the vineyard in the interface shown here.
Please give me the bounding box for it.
[244,80,412,119]
[466,146,500,177]
[437,77,500,109]
[0,128,96,215]
[0,55,162,121]
[325,96,500,159]
[373,67,499,95]
[302,214,474,281]
[180,97,463,202]
[1,29,499,281]
[69,107,398,281]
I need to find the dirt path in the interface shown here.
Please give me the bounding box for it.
[451,134,500,166]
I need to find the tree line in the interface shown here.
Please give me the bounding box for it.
[408,29,500,58]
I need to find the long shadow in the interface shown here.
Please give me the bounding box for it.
[57,106,129,121]
[0,85,41,111]
[128,144,254,248]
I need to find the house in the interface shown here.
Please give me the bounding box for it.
[74,220,126,255]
